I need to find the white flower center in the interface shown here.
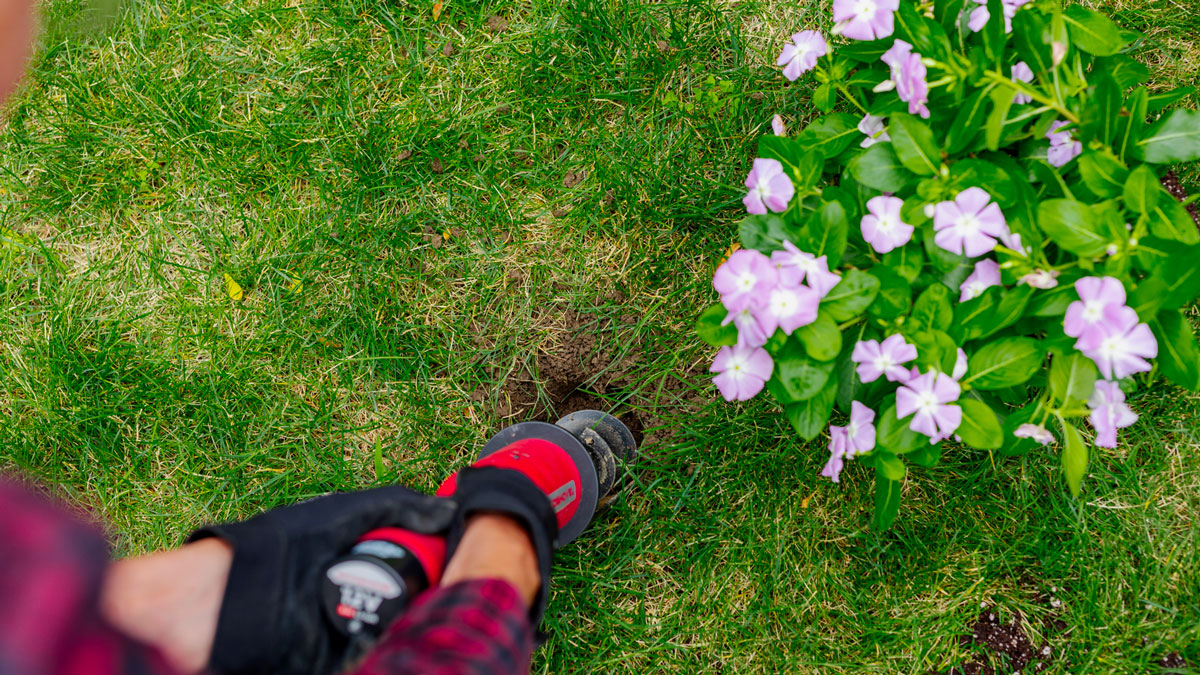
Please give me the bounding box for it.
[1099,336,1124,359]
[846,424,859,441]
[770,289,797,316]
[854,0,877,19]
[876,214,894,232]
[963,282,985,300]
[873,354,894,372]
[735,271,757,291]
[955,212,981,235]
[1082,301,1104,323]
[916,390,939,412]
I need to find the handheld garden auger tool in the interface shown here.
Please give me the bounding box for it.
[320,410,638,640]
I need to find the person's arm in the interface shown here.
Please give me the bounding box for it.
[350,513,539,675]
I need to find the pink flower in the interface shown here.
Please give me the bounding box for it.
[852,334,918,383]
[710,345,774,402]
[1019,269,1060,289]
[1046,120,1082,168]
[756,283,820,336]
[933,187,1009,257]
[771,241,841,297]
[833,0,900,41]
[1088,380,1137,448]
[821,428,847,482]
[1010,62,1034,104]
[777,31,828,81]
[882,40,930,119]
[772,114,786,136]
[1064,276,1127,340]
[896,370,963,443]
[968,0,1031,33]
[843,401,877,458]
[1076,305,1158,380]
[713,249,778,313]
[959,259,1001,302]
[743,158,795,214]
[722,306,769,348]
[858,114,890,148]
[861,195,914,254]
[1014,423,1055,445]
[952,348,969,381]
[999,230,1030,257]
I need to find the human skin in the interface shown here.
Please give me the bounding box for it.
[0,0,36,105]
[100,514,540,673]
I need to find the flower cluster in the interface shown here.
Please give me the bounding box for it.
[699,0,1200,529]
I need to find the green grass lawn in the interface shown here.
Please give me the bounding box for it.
[1,0,1198,671]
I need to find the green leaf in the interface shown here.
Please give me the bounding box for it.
[1037,199,1109,257]
[1060,420,1088,497]
[785,377,838,441]
[766,341,836,403]
[1078,149,1128,199]
[948,159,1019,208]
[758,139,823,191]
[1151,310,1200,391]
[1063,5,1128,56]
[945,88,991,154]
[1118,87,1149,162]
[868,267,912,320]
[876,451,907,481]
[906,442,942,467]
[1080,73,1122,147]
[1013,10,1052,79]
[739,213,798,253]
[956,399,1003,450]
[1128,245,1200,316]
[909,330,958,375]
[822,269,881,321]
[1000,404,1042,457]
[813,82,837,113]
[882,244,924,284]
[796,113,861,159]
[877,402,927,455]
[1123,165,1161,215]
[965,337,1044,390]
[1148,198,1200,245]
[795,311,842,362]
[910,283,953,332]
[872,463,903,531]
[696,304,737,347]
[847,143,912,192]
[799,200,850,267]
[981,0,1006,64]
[889,113,941,176]
[985,85,1015,151]
[1135,109,1200,164]
[1049,352,1098,404]
[974,286,1034,341]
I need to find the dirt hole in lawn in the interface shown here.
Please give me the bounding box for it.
[493,313,646,446]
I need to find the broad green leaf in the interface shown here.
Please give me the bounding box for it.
[946,88,991,154]
[1134,109,1200,164]
[948,158,1019,208]
[872,463,903,531]
[910,283,953,332]
[847,142,912,192]
[889,113,941,176]
[1060,421,1088,497]
[1097,54,1150,90]
[974,286,1034,341]
[956,399,1003,450]
[1123,165,1161,214]
[1063,5,1128,56]
[910,330,958,375]
[1080,73,1122,147]
[1118,87,1148,162]
[906,442,942,467]
[1151,310,1200,391]
[739,213,798,253]
[696,304,737,347]
[877,402,926,455]
[785,377,838,441]
[795,311,842,362]
[1013,10,1053,79]
[1149,198,1200,245]
[822,269,881,321]
[1048,352,1098,404]
[835,325,868,412]
[799,200,850,267]
[766,341,836,403]
[758,138,824,191]
[981,0,1006,64]
[1078,149,1128,199]
[1000,404,1042,457]
[796,113,861,159]
[965,337,1044,390]
[868,267,912,320]
[985,85,1015,151]
[1037,199,1109,257]
[951,288,997,343]
[883,244,924,283]
[1147,86,1198,113]
[876,451,907,481]
[813,82,837,113]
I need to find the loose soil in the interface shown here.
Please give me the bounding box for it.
[1161,170,1199,227]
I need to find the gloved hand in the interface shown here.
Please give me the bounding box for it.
[187,486,456,675]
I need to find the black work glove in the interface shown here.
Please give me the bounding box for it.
[188,486,456,675]
[442,466,558,632]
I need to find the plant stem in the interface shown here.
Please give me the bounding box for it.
[984,70,1078,124]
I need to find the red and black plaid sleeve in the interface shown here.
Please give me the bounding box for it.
[351,578,534,675]
[0,479,177,675]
